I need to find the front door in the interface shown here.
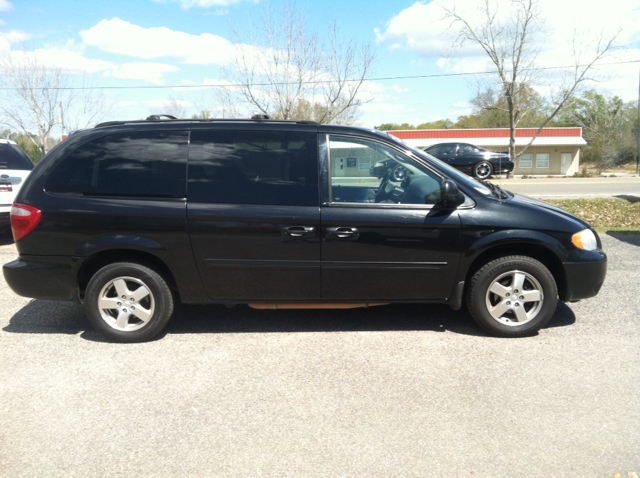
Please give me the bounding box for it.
[322,135,463,301]
[187,128,321,301]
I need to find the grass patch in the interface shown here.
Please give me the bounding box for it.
[546,198,640,232]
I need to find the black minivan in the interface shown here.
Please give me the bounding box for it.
[3,116,607,342]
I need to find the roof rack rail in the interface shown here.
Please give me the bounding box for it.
[94,115,319,128]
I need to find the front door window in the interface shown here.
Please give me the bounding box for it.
[328,135,443,206]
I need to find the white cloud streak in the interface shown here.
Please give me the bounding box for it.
[80,17,238,65]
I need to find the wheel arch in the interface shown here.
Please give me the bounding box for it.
[461,234,569,301]
[77,249,180,302]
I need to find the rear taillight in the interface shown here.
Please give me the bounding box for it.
[11,203,41,242]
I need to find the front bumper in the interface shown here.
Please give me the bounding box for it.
[563,255,607,301]
[3,256,79,301]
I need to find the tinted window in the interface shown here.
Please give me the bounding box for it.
[46,131,188,197]
[431,144,456,156]
[0,143,34,170]
[188,130,318,206]
[458,144,476,154]
[427,145,441,155]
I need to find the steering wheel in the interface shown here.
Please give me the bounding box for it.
[374,169,395,203]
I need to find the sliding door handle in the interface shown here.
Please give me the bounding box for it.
[282,226,315,238]
[326,227,360,240]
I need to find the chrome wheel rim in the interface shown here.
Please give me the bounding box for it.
[485,270,543,326]
[475,163,491,179]
[97,276,155,331]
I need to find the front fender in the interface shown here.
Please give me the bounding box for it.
[466,229,568,262]
[456,229,569,285]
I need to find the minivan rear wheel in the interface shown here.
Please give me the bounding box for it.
[84,262,174,343]
[466,256,558,337]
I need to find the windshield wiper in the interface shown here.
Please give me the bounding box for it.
[480,180,510,199]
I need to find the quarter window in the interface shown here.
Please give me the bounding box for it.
[536,153,550,169]
[45,131,188,197]
[188,130,319,206]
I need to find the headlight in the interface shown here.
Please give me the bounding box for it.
[373,161,385,167]
[572,229,597,251]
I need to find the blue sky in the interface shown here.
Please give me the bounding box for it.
[1,0,639,131]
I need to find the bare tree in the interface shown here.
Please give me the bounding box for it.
[63,75,112,132]
[0,53,68,155]
[444,0,618,161]
[222,1,375,124]
[195,88,243,119]
[0,51,111,155]
[151,95,188,119]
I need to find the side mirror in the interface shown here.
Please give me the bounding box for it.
[441,180,465,208]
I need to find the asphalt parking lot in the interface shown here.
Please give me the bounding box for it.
[1,232,639,477]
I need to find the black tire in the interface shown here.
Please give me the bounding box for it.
[466,255,558,337]
[392,165,407,181]
[84,262,174,343]
[473,161,493,179]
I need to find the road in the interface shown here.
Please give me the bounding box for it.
[495,176,640,199]
[0,232,638,477]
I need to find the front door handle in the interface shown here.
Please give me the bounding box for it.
[281,226,315,238]
[326,227,360,240]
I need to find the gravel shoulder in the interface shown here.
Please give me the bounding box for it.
[0,233,638,477]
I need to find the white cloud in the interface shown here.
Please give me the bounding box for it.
[451,101,472,116]
[378,0,640,99]
[0,30,30,43]
[4,47,179,84]
[81,17,237,65]
[360,102,408,114]
[0,0,13,12]
[107,62,180,84]
[7,48,113,73]
[173,77,240,91]
[147,98,192,108]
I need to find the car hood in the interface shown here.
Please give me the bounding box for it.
[508,193,591,229]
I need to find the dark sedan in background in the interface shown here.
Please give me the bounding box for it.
[423,142,513,179]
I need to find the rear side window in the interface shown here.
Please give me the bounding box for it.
[188,130,319,206]
[0,143,34,170]
[45,131,188,197]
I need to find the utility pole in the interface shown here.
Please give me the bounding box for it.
[637,65,639,174]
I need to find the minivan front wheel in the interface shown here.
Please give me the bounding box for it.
[466,256,558,337]
[85,262,174,342]
[473,161,493,179]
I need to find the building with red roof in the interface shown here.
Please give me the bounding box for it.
[388,127,586,176]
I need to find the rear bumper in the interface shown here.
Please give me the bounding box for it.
[3,256,79,301]
[494,162,515,174]
[563,255,607,301]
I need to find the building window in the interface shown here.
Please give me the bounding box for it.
[536,153,549,169]
[519,153,532,169]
